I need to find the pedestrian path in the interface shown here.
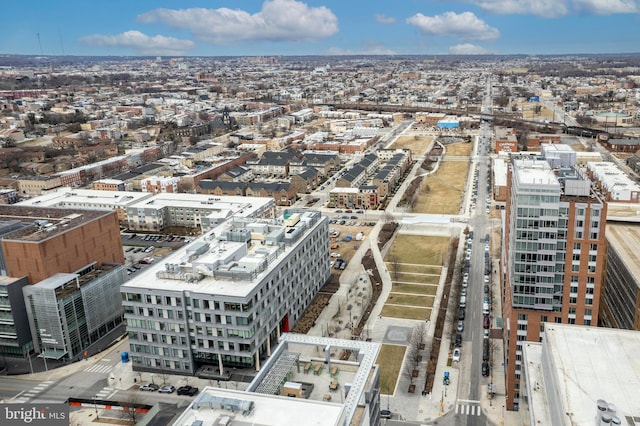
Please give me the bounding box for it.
[84,362,113,374]
[95,386,117,400]
[12,380,55,403]
[455,399,482,416]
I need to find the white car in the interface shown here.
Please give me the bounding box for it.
[484,275,490,283]
[452,348,461,362]
[330,252,340,258]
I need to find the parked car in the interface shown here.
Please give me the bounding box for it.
[380,409,392,419]
[455,334,462,348]
[177,385,199,396]
[483,315,490,329]
[483,344,489,361]
[458,308,465,320]
[452,348,461,362]
[482,361,490,377]
[139,383,159,392]
[158,385,175,394]
[456,320,464,332]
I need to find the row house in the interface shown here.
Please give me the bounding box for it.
[216,166,253,182]
[246,182,296,206]
[290,168,320,194]
[336,164,368,188]
[246,156,289,177]
[377,148,413,163]
[140,175,180,194]
[602,138,640,153]
[586,161,640,202]
[246,151,300,178]
[197,180,297,206]
[17,176,62,196]
[329,186,379,209]
[197,180,245,196]
[0,188,19,204]
[93,179,126,191]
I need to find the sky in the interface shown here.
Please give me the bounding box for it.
[2,0,640,57]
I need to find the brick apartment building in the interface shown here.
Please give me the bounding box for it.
[501,157,606,411]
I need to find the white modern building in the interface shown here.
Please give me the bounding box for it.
[121,209,330,376]
[170,334,383,426]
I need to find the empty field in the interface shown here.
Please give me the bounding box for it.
[411,160,468,214]
[390,135,434,156]
[385,263,442,275]
[443,141,472,156]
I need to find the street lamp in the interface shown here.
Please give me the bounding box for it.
[93,395,99,420]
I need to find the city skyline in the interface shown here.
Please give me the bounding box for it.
[2,0,640,58]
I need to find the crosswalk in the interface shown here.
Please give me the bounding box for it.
[12,380,54,403]
[95,386,116,400]
[455,400,482,416]
[84,362,113,374]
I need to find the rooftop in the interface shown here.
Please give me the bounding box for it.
[172,333,381,426]
[122,210,325,298]
[0,205,110,242]
[524,323,640,426]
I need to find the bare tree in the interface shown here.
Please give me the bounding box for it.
[403,345,417,385]
[411,322,427,352]
[124,393,143,424]
[388,254,401,281]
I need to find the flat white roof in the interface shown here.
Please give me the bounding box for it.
[122,212,323,298]
[16,187,152,207]
[529,324,640,425]
[513,158,559,187]
[173,387,344,426]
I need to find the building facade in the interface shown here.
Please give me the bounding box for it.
[502,158,607,411]
[121,210,330,376]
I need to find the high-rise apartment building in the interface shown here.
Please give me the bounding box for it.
[121,209,330,376]
[502,157,607,410]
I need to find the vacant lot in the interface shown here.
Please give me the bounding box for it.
[515,102,555,121]
[377,344,406,394]
[443,141,472,156]
[390,135,434,156]
[411,160,468,214]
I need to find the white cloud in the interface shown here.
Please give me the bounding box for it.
[449,43,493,54]
[375,14,396,24]
[79,31,195,55]
[137,0,338,44]
[572,0,638,15]
[467,0,570,18]
[406,11,500,41]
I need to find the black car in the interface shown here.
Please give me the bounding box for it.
[482,361,490,377]
[483,344,489,361]
[458,308,465,320]
[455,334,463,348]
[177,385,199,396]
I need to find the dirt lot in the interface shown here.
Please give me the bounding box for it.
[443,141,473,156]
[390,135,434,156]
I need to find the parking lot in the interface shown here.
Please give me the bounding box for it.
[327,212,374,272]
[121,233,188,275]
